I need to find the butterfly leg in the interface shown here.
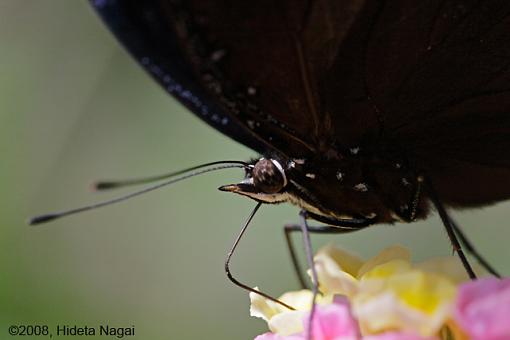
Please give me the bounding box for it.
[293,212,373,340]
[225,202,295,311]
[297,210,318,340]
[424,177,477,279]
[449,218,501,277]
[284,220,372,290]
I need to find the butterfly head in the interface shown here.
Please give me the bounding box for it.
[219,158,289,203]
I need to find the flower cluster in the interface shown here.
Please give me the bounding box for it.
[250,245,509,340]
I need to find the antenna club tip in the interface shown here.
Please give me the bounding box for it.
[92,181,116,191]
[28,214,58,225]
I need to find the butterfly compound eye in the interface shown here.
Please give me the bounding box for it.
[252,159,287,194]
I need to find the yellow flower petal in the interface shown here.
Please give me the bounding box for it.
[250,288,280,322]
[355,290,434,335]
[251,245,467,338]
[316,244,364,277]
[360,259,411,282]
[278,290,318,312]
[388,271,456,314]
[354,270,457,337]
[250,288,334,336]
[313,250,360,296]
[358,245,411,278]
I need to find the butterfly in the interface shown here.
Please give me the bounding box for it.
[86,0,509,274]
[32,0,507,316]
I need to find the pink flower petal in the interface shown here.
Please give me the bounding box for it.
[364,331,439,340]
[304,297,361,340]
[454,277,510,340]
[254,332,302,340]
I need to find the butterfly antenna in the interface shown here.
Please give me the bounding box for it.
[93,160,249,190]
[29,162,248,226]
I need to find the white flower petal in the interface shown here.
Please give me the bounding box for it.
[268,310,307,335]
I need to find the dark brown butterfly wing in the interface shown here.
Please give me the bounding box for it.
[166,0,385,158]
[94,0,510,208]
[357,0,510,206]
[181,0,510,207]
[92,0,269,154]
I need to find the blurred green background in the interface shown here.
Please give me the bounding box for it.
[1,1,508,339]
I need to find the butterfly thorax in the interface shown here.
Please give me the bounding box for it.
[220,154,429,227]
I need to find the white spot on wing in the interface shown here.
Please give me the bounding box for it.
[336,171,344,181]
[210,49,226,62]
[354,183,368,192]
[247,86,257,95]
[350,147,360,155]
